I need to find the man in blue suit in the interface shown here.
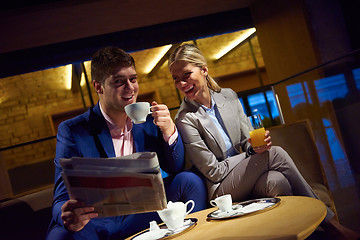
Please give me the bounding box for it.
[46,46,207,240]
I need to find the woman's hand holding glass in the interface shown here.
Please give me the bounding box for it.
[247,114,271,153]
[248,130,272,153]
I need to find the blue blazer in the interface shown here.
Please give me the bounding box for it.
[50,103,184,230]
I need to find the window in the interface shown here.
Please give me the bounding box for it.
[238,88,281,128]
[353,68,360,90]
[314,74,348,103]
[322,118,354,188]
[286,82,312,108]
[238,97,247,116]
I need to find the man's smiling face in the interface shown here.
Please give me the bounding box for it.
[100,66,139,113]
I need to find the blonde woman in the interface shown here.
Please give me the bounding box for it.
[168,43,359,240]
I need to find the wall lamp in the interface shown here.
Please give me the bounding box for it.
[145,44,173,75]
[214,27,256,61]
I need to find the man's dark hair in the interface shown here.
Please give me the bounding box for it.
[91,46,136,84]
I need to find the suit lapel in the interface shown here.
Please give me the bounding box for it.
[132,123,144,152]
[97,128,116,158]
[213,91,240,148]
[90,104,116,158]
[187,99,227,154]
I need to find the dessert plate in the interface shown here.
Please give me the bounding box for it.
[131,218,197,240]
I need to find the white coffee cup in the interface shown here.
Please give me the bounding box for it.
[210,194,233,212]
[124,102,151,124]
[157,200,195,230]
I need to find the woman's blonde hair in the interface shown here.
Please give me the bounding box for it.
[168,43,221,92]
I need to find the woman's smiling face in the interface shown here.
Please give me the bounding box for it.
[170,60,209,103]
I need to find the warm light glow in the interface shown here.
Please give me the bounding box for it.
[144,44,172,73]
[82,61,92,86]
[214,28,256,60]
[0,94,7,104]
[80,72,86,86]
[65,64,73,90]
[275,93,285,124]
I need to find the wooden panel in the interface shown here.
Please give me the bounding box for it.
[268,119,328,185]
[48,107,86,135]
[0,154,13,200]
[137,89,162,104]
[250,0,321,83]
[8,159,54,195]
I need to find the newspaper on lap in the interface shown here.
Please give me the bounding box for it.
[60,152,167,217]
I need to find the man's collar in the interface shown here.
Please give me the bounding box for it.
[99,102,132,133]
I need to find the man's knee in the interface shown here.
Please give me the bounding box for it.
[172,171,207,211]
[174,171,206,191]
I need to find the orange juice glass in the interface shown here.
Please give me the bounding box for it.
[249,127,266,147]
[248,114,266,147]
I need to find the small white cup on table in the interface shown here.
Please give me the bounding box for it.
[210,194,233,212]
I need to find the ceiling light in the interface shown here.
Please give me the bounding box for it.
[144,44,172,74]
[65,64,72,90]
[214,28,256,60]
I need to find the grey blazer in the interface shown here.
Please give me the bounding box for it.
[175,88,252,199]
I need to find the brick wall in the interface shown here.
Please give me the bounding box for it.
[0,65,90,169]
[0,36,264,194]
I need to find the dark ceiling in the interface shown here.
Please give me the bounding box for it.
[0,0,254,78]
[0,8,253,78]
[1,0,358,79]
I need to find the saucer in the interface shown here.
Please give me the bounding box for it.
[131,218,198,240]
[208,204,244,219]
[131,229,169,240]
[207,197,281,220]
